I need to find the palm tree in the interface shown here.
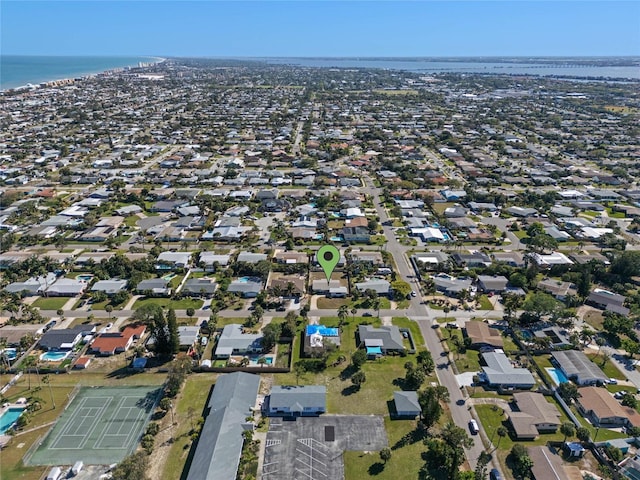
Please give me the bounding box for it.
[351,307,357,322]
[338,305,349,326]
[495,426,507,450]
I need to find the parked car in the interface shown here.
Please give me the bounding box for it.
[609,378,618,385]
[468,419,479,435]
[411,291,417,297]
[489,468,503,480]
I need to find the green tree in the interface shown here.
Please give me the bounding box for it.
[380,447,392,464]
[404,362,426,390]
[605,445,623,463]
[167,308,180,354]
[391,280,412,301]
[151,310,170,356]
[132,303,163,324]
[186,307,195,318]
[510,444,533,480]
[338,305,349,326]
[622,392,638,409]
[558,382,580,404]
[416,350,435,375]
[351,370,366,389]
[475,451,491,480]
[439,421,474,480]
[105,304,113,320]
[418,386,449,432]
[351,349,367,369]
[522,292,559,321]
[576,426,590,442]
[261,323,281,352]
[560,422,575,442]
[496,426,508,449]
[111,452,149,480]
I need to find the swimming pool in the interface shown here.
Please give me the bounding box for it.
[0,407,26,434]
[40,351,69,362]
[162,273,177,281]
[249,356,273,365]
[1,348,17,361]
[546,367,569,385]
[330,236,343,242]
[76,274,94,282]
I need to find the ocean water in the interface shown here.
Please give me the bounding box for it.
[263,58,640,80]
[0,55,158,90]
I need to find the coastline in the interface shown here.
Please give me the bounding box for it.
[0,56,165,91]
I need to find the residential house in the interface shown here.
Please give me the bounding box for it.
[5,273,58,295]
[357,325,405,356]
[215,324,263,358]
[432,274,473,296]
[354,279,391,297]
[393,391,421,418]
[476,275,509,293]
[185,372,260,480]
[508,392,561,440]
[480,350,535,390]
[464,321,504,350]
[237,252,268,264]
[227,278,262,298]
[451,252,492,268]
[551,350,608,386]
[267,385,326,417]
[411,252,450,270]
[198,252,231,271]
[91,279,128,296]
[528,446,582,480]
[531,252,574,267]
[45,278,87,297]
[587,288,629,316]
[136,278,171,296]
[342,226,371,244]
[273,251,309,264]
[178,326,200,350]
[182,278,218,297]
[505,206,538,217]
[493,251,525,268]
[269,276,305,297]
[311,279,348,298]
[156,252,192,270]
[537,279,577,300]
[89,325,146,356]
[577,386,640,428]
[38,327,86,351]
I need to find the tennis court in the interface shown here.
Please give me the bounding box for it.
[27,386,162,466]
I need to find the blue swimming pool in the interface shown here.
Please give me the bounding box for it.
[40,351,69,362]
[1,348,17,361]
[0,407,26,434]
[76,274,94,282]
[546,367,569,385]
[306,325,339,337]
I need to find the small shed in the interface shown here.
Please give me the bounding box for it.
[394,391,421,418]
[564,442,586,457]
[72,460,84,475]
[132,357,148,369]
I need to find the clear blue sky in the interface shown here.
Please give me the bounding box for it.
[2,1,639,57]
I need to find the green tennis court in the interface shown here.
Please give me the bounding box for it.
[26,386,162,466]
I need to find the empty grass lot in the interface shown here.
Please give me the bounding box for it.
[32,297,68,310]
[586,353,626,380]
[443,329,481,373]
[132,297,204,310]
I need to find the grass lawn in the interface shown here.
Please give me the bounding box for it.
[161,374,217,480]
[583,310,605,331]
[605,207,626,219]
[392,317,425,349]
[586,353,626,380]
[476,295,493,310]
[317,297,350,309]
[513,230,529,239]
[568,405,627,442]
[32,297,68,310]
[132,297,204,310]
[344,417,426,480]
[443,329,481,373]
[277,316,437,416]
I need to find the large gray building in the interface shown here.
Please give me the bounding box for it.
[186,372,260,480]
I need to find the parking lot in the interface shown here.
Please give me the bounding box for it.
[262,415,387,480]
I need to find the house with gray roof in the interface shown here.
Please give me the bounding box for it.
[411,251,450,270]
[91,279,128,295]
[227,278,262,298]
[136,278,171,296]
[480,350,535,390]
[587,288,629,316]
[237,252,268,263]
[186,372,260,480]
[156,251,192,270]
[178,326,200,349]
[215,324,263,358]
[505,206,538,217]
[199,252,231,271]
[5,273,58,295]
[45,278,87,297]
[393,391,421,418]
[267,385,326,417]
[182,278,217,297]
[477,275,508,293]
[508,392,561,440]
[38,327,86,351]
[354,279,391,296]
[432,274,473,296]
[551,350,607,386]
[357,325,405,355]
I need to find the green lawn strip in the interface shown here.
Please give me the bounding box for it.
[392,317,425,348]
[476,295,494,310]
[132,297,203,310]
[316,297,350,309]
[343,417,424,480]
[32,297,68,310]
[583,310,605,331]
[502,335,519,353]
[586,353,626,380]
[513,231,529,239]
[443,329,481,373]
[161,374,217,480]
